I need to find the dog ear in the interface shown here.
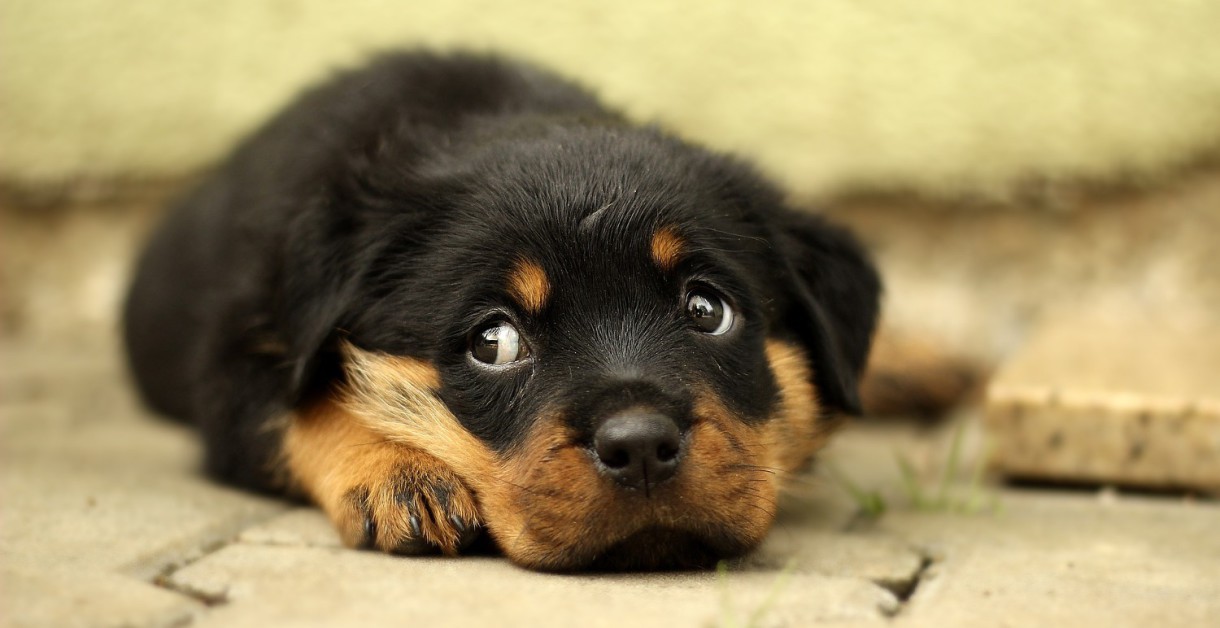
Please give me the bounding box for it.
[274,154,471,405]
[769,208,881,415]
[275,191,429,404]
[277,208,373,404]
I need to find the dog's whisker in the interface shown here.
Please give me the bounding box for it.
[720,463,783,475]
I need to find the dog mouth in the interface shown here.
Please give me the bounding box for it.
[485,494,767,572]
[484,477,773,571]
[475,403,785,571]
[485,466,775,571]
[581,526,749,572]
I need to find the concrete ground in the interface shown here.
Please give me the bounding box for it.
[4,173,1219,627]
[3,336,1217,628]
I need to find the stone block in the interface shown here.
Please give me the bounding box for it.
[985,311,1220,492]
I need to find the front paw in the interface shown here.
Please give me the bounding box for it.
[334,456,481,556]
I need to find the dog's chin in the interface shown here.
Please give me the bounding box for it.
[552,527,755,573]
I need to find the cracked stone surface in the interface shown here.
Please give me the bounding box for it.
[880,491,1220,626]
[3,338,1218,627]
[167,545,900,627]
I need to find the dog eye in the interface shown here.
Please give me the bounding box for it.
[471,321,531,365]
[685,290,734,335]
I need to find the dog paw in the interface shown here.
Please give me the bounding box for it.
[333,455,481,556]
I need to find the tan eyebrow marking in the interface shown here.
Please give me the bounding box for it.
[508,258,551,314]
[650,227,685,271]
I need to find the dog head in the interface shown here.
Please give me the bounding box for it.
[289,123,880,570]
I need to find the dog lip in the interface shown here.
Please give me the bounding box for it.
[580,525,748,572]
[511,499,763,572]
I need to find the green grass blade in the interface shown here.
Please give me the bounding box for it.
[746,558,798,628]
[826,463,887,518]
[896,452,927,509]
[936,421,966,508]
[717,560,738,628]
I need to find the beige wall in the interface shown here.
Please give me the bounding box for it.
[3,0,1220,199]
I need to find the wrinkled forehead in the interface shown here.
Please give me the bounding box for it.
[499,220,689,315]
[486,186,745,262]
[440,160,772,320]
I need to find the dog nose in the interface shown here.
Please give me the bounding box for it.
[593,412,682,491]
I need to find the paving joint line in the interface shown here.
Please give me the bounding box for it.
[150,537,233,608]
[878,547,936,618]
[140,507,291,618]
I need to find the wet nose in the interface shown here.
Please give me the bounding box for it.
[593,412,682,491]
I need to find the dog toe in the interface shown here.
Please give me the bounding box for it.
[338,460,480,556]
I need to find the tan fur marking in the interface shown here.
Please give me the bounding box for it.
[763,339,835,477]
[321,341,822,569]
[650,227,685,271]
[507,258,551,314]
[337,343,496,479]
[284,397,479,554]
[483,399,782,570]
[284,344,495,554]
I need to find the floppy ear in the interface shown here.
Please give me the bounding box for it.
[769,208,881,415]
[277,206,372,404]
[274,195,420,404]
[276,170,464,405]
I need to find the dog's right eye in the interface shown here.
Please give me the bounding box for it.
[470,321,531,365]
[685,289,734,335]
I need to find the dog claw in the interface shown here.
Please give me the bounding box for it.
[340,465,480,556]
[454,518,481,550]
[391,507,438,555]
[362,516,378,550]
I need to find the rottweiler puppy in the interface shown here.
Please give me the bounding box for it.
[123,51,880,571]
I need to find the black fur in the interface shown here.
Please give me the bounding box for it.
[124,51,880,497]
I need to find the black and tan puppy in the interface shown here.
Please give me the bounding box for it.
[123,52,880,571]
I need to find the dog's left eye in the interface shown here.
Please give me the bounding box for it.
[685,289,734,335]
[471,321,531,365]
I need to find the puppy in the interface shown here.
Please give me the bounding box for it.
[123,51,880,571]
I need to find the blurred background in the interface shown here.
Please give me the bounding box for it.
[4,4,1220,625]
[2,1,1219,486]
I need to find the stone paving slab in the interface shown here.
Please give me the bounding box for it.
[236,508,343,548]
[881,491,1220,626]
[0,342,287,627]
[238,507,928,596]
[3,567,201,628]
[2,430,284,578]
[985,307,1220,492]
[169,544,899,628]
[224,496,920,625]
[3,339,1218,627]
[158,420,1220,627]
